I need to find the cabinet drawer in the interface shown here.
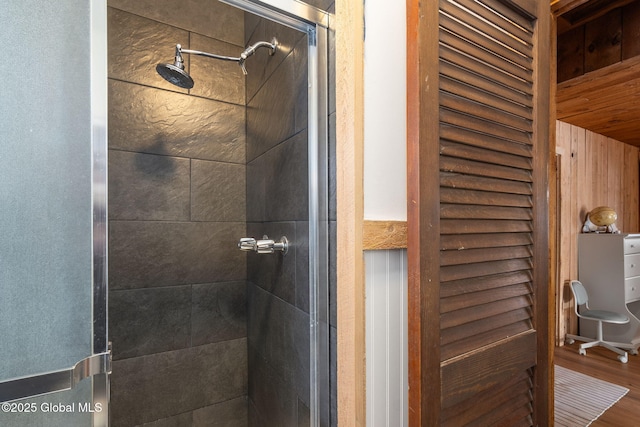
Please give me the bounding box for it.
[625,237,640,254]
[626,253,640,277]
[626,277,640,302]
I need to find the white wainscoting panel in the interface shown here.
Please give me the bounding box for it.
[365,249,408,427]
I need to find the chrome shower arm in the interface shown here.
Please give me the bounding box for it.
[176,38,277,76]
[238,38,277,75]
[179,47,241,63]
[240,39,278,60]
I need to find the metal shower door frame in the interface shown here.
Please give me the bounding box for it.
[219,1,330,425]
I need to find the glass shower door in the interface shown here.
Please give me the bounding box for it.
[0,1,109,426]
[222,1,330,425]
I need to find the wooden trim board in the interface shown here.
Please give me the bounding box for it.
[363,221,408,250]
[335,0,366,425]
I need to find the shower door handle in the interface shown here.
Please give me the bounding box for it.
[238,236,288,255]
[0,349,111,403]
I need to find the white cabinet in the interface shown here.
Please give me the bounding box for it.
[578,233,640,353]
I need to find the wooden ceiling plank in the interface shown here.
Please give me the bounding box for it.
[551,0,590,16]
[557,55,640,98]
[557,0,636,29]
[557,54,640,146]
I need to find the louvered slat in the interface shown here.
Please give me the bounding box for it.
[440,188,531,209]
[440,2,533,70]
[451,0,533,44]
[440,258,531,283]
[440,173,532,195]
[441,282,532,312]
[440,107,532,146]
[441,320,532,359]
[440,244,532,265]
[440,270,532,297]
[440,140,532,169]
[441,205,532,220]
[441,309,531,348]
[440,76,533,119]
[440,232,532,251]
[441,92,533,133]
[441,122,532,154]
[440,294,532,330]
[440,45,532,95]
[478,0,534,30]
[440,156,532,181]
[440,61,533,108]
[438,28,532,84]
[440,219,531,234]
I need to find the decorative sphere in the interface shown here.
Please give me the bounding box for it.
[588,206,618,226]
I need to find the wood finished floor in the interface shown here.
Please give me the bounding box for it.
[555,343,640,426]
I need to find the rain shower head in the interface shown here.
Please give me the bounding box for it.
[156,38,278,88]
[156,44,195,89]
[156,63,194,89]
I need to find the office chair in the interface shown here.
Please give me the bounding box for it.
[566,280,630,363]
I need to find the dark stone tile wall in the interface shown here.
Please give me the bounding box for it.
[247,284,311,424]
[111,339,248,426]
[108,0,245,46]
[246,131,309,223]
[109,221,246,290]
[108,80,246,163]
[107,3,248,426]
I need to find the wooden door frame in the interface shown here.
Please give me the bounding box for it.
[335,1,366,425]
[406,0,440,423]
[406,1,555,425]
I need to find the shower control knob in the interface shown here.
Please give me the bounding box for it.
[238,237,257,251]
[237,236,288,255]
[256,238,276,254]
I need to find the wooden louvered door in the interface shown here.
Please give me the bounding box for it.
[407,0,551,426]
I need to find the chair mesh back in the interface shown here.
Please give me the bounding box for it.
[571,281,589,306]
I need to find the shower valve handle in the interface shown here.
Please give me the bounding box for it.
[256,239,276,254]
[238,237,257,251]
[238,236,288,255]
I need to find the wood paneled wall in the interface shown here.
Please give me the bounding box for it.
[555,121,640,343]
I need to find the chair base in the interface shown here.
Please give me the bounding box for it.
[566,334,628,363]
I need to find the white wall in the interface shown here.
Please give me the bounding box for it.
[364,0,407,221]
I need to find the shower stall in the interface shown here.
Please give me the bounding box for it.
[0,0,335,426]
